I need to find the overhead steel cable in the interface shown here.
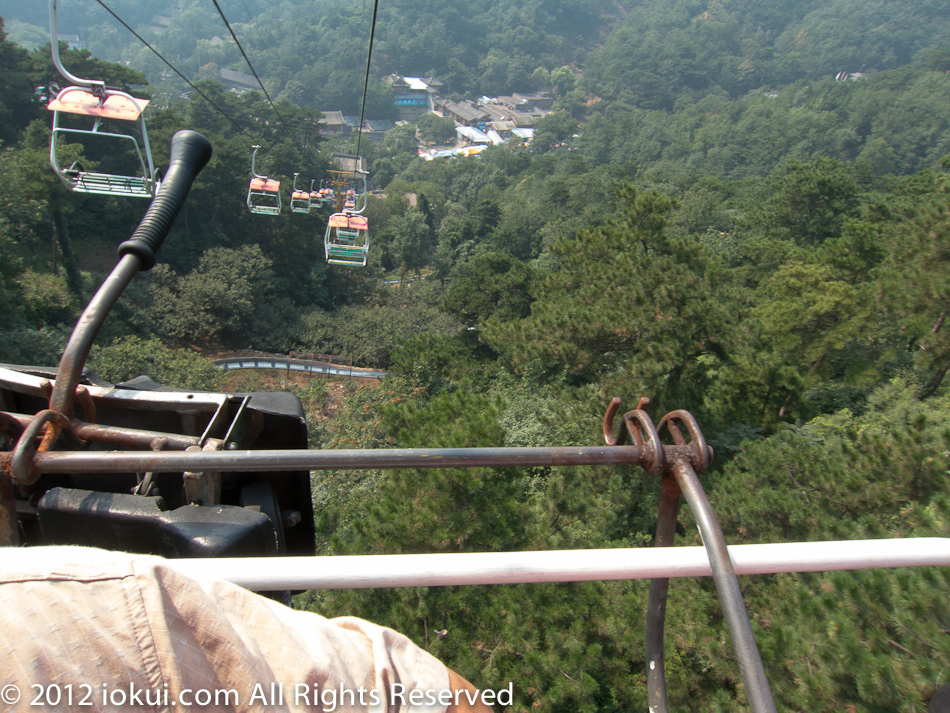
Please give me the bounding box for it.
[354,0,381,161]
[93,0,255,140]
[238,0,255,23]
[209,0,302,150]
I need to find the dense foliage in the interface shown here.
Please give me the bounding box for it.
[3,1,950,710]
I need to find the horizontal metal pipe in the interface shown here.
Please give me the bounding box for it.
[164,538,950,591]
[5,412,210,451]
[32,445,648,473]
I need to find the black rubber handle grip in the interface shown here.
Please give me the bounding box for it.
[118,130,213,270]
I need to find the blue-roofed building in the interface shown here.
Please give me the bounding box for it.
[386,75,443,120]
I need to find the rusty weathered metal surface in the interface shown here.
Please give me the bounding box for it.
[1,388,776,713]
[28,445,653,474]
[3,413,221,451]
[606,398,773,713]
[0,465,18,546]
[10,410,69,487]
[645,469,682,713]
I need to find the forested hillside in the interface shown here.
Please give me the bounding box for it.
[2,0,950,709]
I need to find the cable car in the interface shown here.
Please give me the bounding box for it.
[291,173,311,214]
[308,180,322,211]
[324,171,369,266]
[47,0,159,197]
[246,145,281,215]
[324,213,369,266]
[312,180,334,209]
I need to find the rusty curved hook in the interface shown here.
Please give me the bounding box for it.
[10,410,71,487]
[603,396,652,445]
[657,409,714,474]
[603,397,626,445]
[603,397,666,475]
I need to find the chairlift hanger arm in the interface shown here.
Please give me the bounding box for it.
[49,131,212,416]
[250,144,265,179]
[49,0,105,94]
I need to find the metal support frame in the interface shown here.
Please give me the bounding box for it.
[49,108,158,197]
[603,400,777,713]
[2,388,780,710]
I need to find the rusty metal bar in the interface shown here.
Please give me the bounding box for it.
[49,254,142,417]
[4,412,218,451]
[0,466,18,546]
[645,470,681,713]
[27,445,653,474]
[671,457,777,713]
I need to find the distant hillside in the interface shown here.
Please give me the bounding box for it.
[4,0,949,116]
[582,0,950,111]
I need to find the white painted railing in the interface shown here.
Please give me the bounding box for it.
[168,537,950,591]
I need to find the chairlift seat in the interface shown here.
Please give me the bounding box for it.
[328,214,368,230]
[48,87,149,120]
[71,171,150,196]
[326,244,367,266]
[247,178,281,215]
[291,190,311,214]
[324,212,368,266]
[48,86,158,198]
[249,178,281,193]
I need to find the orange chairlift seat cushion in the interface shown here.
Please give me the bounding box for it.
[250,178,280,192]
[328,214,368,230]
[47,88,149,121]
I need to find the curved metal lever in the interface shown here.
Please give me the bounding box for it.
[657,409,713,474]
[602,397,665,475]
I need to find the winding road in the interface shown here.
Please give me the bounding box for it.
[212,355,391,380]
